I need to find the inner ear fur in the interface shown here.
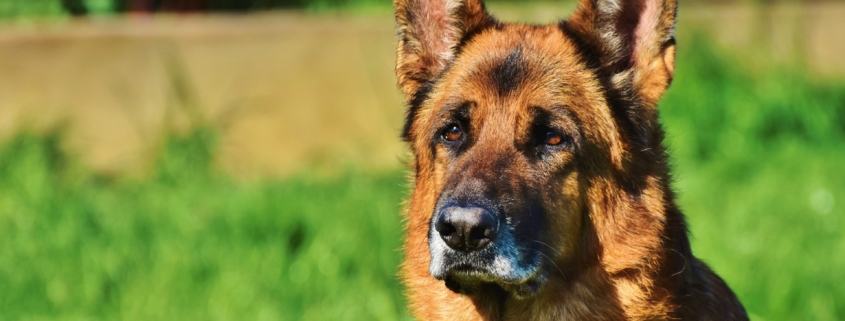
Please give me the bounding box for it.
[394,0,493,101]
[567,0,678,106]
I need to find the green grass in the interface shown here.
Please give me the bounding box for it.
[661,34,845,320]
[0,0,65,20]
[0,0,390,19]
[0,35,843,320]
[0,130,410,320]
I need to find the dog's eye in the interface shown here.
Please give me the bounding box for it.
[544,131,563,146]
[534,127,571,152]
[443,124,463,142]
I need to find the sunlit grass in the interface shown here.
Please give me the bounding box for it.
[659,34,845,320]
[0,130,410,320]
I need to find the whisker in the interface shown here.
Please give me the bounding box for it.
[531,241,565,277]
[538,251,565,279]
[532,240,558,253]
[669,248,687,277]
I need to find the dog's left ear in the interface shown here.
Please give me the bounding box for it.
[394,0,493,101]
[567,0,677,106]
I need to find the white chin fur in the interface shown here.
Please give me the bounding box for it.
[428,227,542,286]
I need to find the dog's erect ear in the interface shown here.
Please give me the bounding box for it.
[567,0,677,106]
[394,0,493,101]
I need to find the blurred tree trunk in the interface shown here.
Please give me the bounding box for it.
[160,0,208,12]
[112,0,127,12]
[112,0,165,13]
[60,0,88,16]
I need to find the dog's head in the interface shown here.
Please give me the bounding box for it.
[395,0,677,299]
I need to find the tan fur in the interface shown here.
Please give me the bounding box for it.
[394,0,747,320]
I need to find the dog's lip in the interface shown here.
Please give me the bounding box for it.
[439,262,546,296]
[441,267,546,300]
[434,263,490,280]
[501,277,544,299]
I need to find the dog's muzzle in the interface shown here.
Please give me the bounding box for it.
[428,204,545,299]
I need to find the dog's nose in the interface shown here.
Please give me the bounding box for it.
[435,206,498,251]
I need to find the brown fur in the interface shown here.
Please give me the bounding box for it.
[394,0,748,320]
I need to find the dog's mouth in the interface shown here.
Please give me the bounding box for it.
[444,272,546,300]
[431,251,547,299]
[439,264,546,300]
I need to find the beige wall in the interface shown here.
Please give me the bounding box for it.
[0,14,406,178]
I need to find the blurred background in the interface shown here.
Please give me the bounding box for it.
[0,0,843,320]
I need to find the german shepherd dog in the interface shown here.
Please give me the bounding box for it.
[394,0,747,319]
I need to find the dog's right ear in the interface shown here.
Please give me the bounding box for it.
[567,0,677,107]
[394,0,493,101]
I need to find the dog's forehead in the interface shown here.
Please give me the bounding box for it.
[444,24,590,105]
[461,26,575,70]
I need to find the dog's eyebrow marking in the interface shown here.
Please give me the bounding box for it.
[402,80,436,141]
[490,45,525,96]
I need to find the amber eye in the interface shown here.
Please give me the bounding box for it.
[443,124,463,142]
[544,131,563,146]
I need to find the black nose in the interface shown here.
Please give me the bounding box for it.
[435,206,499,251]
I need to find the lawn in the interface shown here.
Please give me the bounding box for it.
[1,28,843,321]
